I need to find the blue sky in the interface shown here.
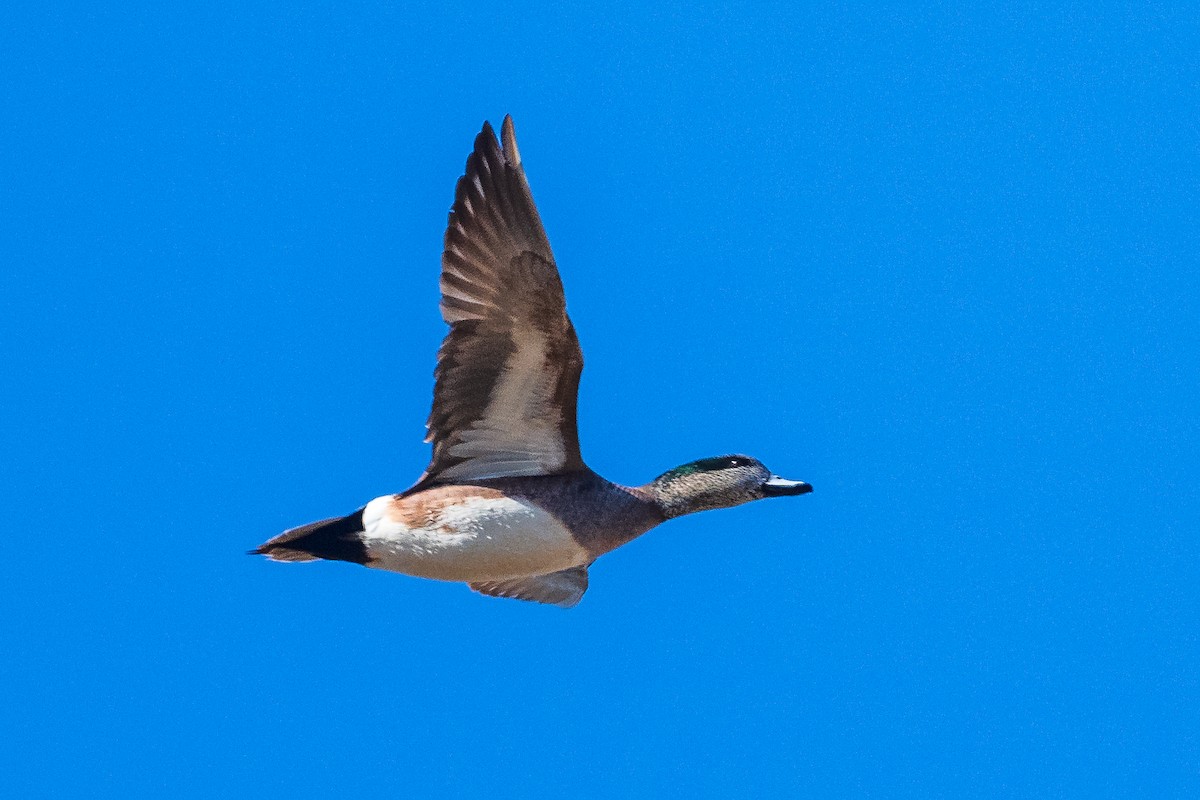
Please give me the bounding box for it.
[2,2,1197,796]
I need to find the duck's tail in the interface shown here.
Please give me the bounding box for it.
[250,509,369,565]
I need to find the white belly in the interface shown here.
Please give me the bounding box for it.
[360,494,588,582]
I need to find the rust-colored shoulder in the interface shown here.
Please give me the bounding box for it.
[385,485,508,531]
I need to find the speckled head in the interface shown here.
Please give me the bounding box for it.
[648,455,812,519]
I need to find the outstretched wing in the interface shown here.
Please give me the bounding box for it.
[415,116,585,487]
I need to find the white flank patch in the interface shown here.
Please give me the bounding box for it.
[360,494,587,583]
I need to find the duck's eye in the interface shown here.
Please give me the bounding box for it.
[693,455,754,472]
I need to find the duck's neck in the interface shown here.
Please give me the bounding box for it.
[638,478,705,520]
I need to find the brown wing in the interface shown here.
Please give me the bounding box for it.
[415,116,585,487]
[469,566,590,608]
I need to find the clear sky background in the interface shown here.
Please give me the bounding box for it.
[2,2,1197,797]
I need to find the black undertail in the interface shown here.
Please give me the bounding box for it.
[251,508,369,565]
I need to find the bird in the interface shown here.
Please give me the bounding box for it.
[252,116,812,607]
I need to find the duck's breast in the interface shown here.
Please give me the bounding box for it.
[360,487,587,582]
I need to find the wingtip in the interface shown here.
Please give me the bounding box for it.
[501,115,521,166]
[476,119,497,149]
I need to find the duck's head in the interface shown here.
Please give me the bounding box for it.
[647,455,812,519]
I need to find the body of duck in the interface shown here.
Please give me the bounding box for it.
[361,474,659,582]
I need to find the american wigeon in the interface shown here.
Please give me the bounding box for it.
[253,116,812,607]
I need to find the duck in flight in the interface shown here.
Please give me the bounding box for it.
[253,116,812,607]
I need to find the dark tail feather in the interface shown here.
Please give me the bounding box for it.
[251,509,369,565]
